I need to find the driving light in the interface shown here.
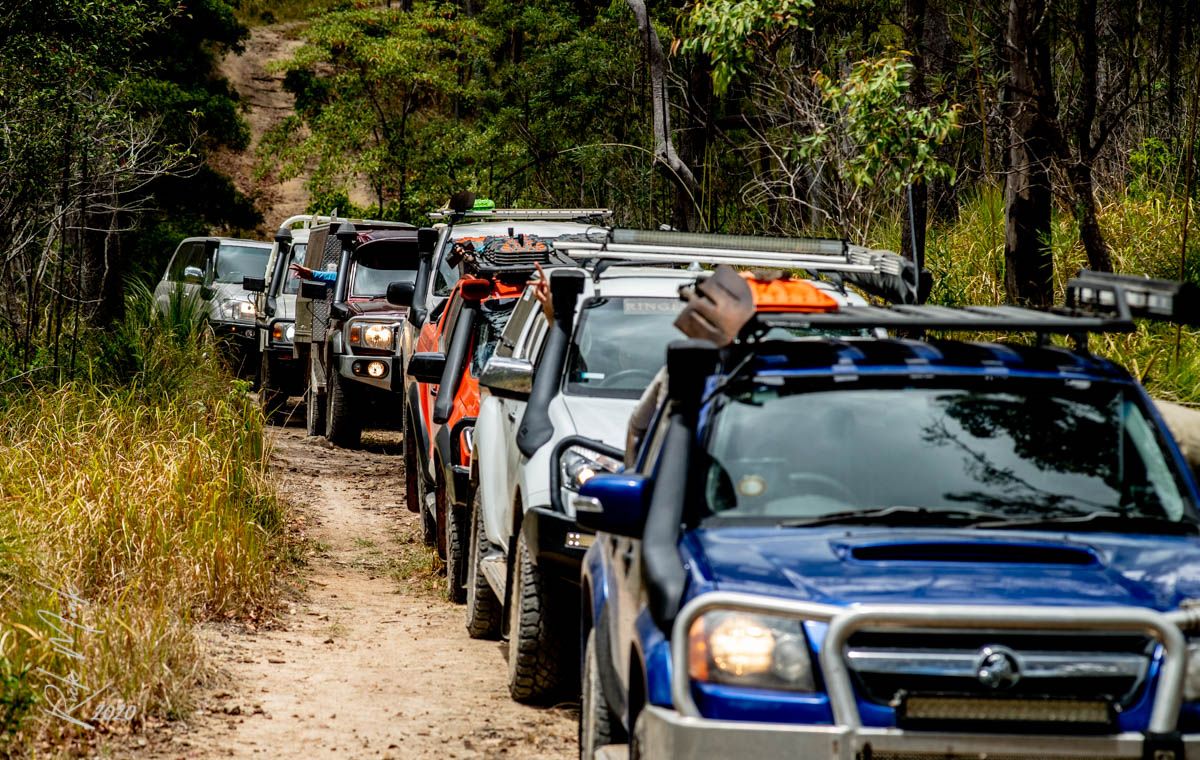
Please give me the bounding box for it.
[687,610,815,692]
[348,321,396,350]
[221,299,256,322]
[560,446,622,492]
[271,322,294,343]
[366,361,386,378]
[902,696,1110,725]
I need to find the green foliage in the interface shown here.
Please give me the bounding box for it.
[681,0,815,96]
[801,55,960,193]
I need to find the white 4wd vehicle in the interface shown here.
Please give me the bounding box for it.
[468,267,871,702]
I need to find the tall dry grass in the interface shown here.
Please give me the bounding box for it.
[873,184,1200,404]
[0,283,285,752]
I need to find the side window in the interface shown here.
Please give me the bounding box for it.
[166,243,188,280]
[438,295,465,352]
[184,242,205,274]
[524,318,550,363]
[501,292,539,360]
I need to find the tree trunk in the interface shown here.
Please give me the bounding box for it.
[1003,0,1055,306]
[902,0,929,270]
[1069,163,1113,272]
[626,0,703,231]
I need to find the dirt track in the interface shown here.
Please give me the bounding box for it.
[141,420,575,758]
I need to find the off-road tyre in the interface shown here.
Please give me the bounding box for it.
[421,505,437,547]
[507,531,564,703]
[259,352,285,420]
[304,383,326,437]
[465,488,501,639]
[444,487,468,603]
[630,711,647,760]
[403,418,421,513]
[325,369,362,449]
[580,628,624,758]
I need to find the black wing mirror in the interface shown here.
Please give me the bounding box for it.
[300,280,329,300]
[243,276,266,293]
[407,352,447,384]
[387,281,416,307]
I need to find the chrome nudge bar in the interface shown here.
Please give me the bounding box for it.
[669,592,1188,739]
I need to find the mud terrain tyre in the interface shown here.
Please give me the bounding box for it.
[259,352,285,420]
[403,417,421,513]
[304,383,325,437]
[507,531,564,702]
[465,488,501,638]
[444,486,468,603]
[325,369,362,448]
[580,628,624,758]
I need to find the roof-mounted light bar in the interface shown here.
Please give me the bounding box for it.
[751,304,1135,335]
[429,208,613,222]
[1066,270,1200,327]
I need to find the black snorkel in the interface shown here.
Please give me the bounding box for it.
[516,269,586,458]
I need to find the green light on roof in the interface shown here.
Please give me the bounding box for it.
[472,198,496,211]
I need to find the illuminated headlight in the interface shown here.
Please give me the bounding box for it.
[559,446,621,492]
[348,322,395,350]
[221,299,256,322]
[1186,641,1200,700]
[271,322,294,344]
[687,610,815,692]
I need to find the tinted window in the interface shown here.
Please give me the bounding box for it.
[215,244,268,284]
[700,379,1192,524]
[564,297,686,399]
[470,300,518,376]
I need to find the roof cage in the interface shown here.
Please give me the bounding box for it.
[554,228,925,304]
[278,214,407,230]
[429,208,613,223]
[450,234,580,283]
[746,270,1200,338]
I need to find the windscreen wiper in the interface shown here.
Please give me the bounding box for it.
[970,510,1200,535]
[778,505,1008,529]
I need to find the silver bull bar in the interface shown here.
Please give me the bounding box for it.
[669,592,1192,754]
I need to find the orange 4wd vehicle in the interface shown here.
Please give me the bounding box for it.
[405,233,573,601]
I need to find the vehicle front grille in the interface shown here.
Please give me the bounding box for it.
[845,629,1154,724]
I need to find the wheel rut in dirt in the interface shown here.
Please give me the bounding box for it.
[147,423,575,759]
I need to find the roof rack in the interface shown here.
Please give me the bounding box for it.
[554,228,923,304]
[429,208,613,222]
[278,214,406,230]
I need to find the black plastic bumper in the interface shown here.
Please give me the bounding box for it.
[522,506,592,588]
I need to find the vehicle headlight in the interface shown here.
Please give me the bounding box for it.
[348,322,395,350]
[559,446,622,492]
[271,322,294,344]
[1186,641,1200,700]
[221,299,257,321]
[687,610,815,692]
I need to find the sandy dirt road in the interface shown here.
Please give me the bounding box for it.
[143,421,575,759]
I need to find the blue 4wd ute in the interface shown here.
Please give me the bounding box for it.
[576,271,1200,760]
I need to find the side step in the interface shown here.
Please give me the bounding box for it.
[594,746,629,760]
[480,553,507,600]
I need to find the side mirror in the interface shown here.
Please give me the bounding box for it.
[407,351,446,384]
[387,281,416,307]
[300,280,329,300]
[479,357,534,399]
[182,266,204,285]
[243,276,266,293]
[573,474,651,538]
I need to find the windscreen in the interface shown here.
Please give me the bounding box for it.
[564,297,687,399]
[470,299,518,377]
[281,243,308,295]
[700,378,1193,526]
[349,260,418,298]
[216,244,269,284]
